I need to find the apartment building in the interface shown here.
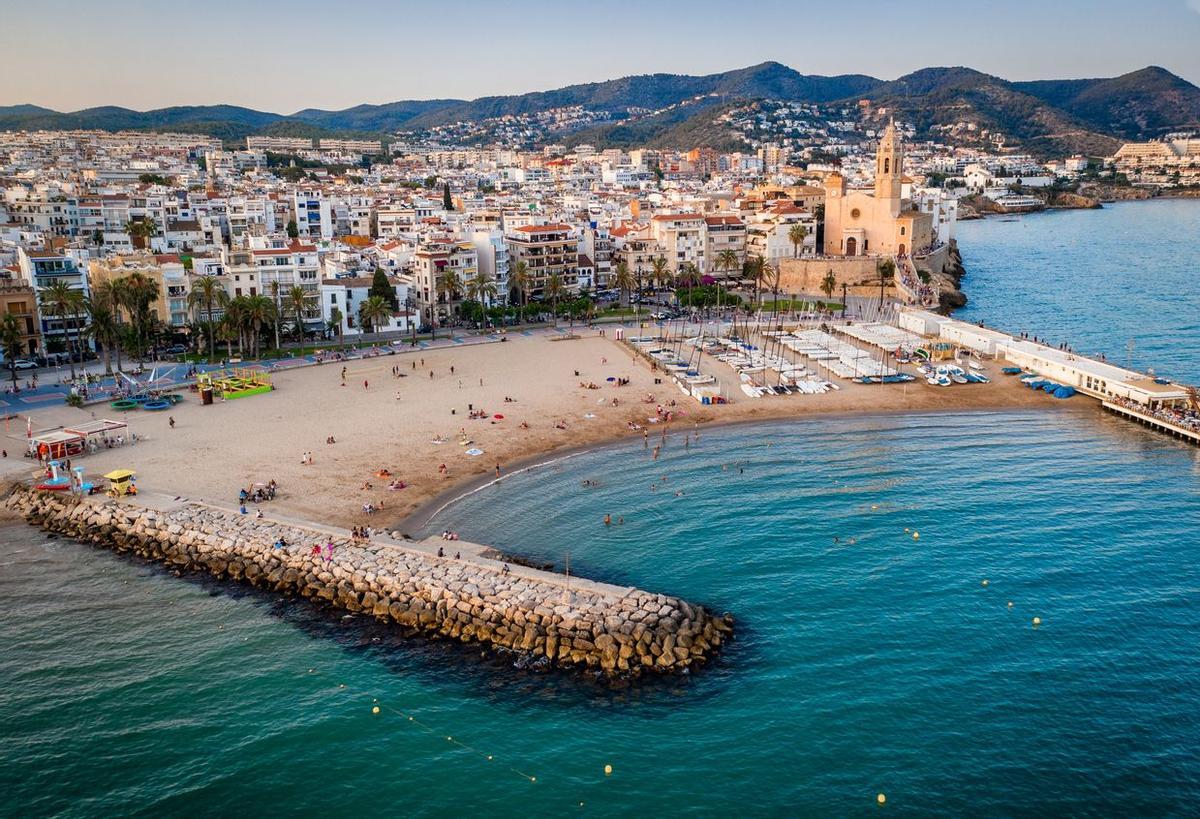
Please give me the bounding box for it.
[650,213,707,274]
[471,229,510,304]
[318,138,383,155]
[704,215,747,274]
[505,224,579,299]
[246,136,314,152]
[0,275,42,358]
[320,274,412,337]
[89,254,192,330]
[411,240,479,326]
[17,247,91,353]
[292,191,333,241]
[610,223,659,285]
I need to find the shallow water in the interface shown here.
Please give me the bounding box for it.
[5,200,1200,815]
[4,407,1200,815]
[956,198,1200,383]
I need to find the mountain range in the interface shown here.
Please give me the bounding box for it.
[1,62,1197,156]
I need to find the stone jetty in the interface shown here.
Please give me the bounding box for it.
[4,485,733,677]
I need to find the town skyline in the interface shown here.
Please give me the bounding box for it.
[6,0,1200,112]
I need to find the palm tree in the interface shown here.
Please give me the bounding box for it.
[508,260,530,320]
[124,217,158,250]
[715,249,740,313]
[745,255,767,309]
[85,294,119,375]
[1,313,23,390]
[270,281,282,351]
[464,270,498,309]
[222,297,247,356]
[241,294,275,359]
[217,315,237,360]
[328,306,345,348]
[118,272,160,361]
[287,285,309,344]
[647,256,668,321]
[188,275,228,362]
[788,223,809,258]
[544,272,564,326]
[358,295,391,335]
[821,269,838,306]
[40,280,79,379]
[764,262,781,313]
[440,269,462,337]
[612,259,635,308]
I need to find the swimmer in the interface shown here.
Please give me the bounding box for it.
[604,513,612,526]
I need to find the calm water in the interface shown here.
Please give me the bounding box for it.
[5,201,1200,816]
[956,198,1200,383]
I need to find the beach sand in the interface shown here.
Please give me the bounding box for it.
[4,332,1057,531]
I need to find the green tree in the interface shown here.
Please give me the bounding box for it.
[286,220,299,239]
[328,306,344,348]
[745,255,767,307]
[287,285,309,343]
[241,294,276,358]
[442,182,453,211]
[440,269,462,336]
[1,313,22,390]
[187,275,228,362]
[508,261,531,318]
[821,269,838,303]
[358,295,390,334]
[788,223,809,258]
[117,272,160,361]
[40,280,81,380]
[544,272,564,326]
[369,268,399,309]
[85,292,120,375]
[124,217,158,250]
[611,259,635,308]
[464,270,498,308]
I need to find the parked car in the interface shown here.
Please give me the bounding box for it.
[12,359,37,370]
[164,344,187,355]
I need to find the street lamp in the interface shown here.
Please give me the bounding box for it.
[841,282,848,319]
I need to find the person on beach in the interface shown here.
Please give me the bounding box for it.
[341,367,346,383]
[363,379,369,390]
[495,462,502,478]
[168,416,175,429]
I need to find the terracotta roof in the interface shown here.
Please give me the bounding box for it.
[650,213,704,222]
[704,215,744,226]
[512,223,572,233]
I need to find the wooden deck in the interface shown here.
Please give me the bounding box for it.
[1102,402,1200,446]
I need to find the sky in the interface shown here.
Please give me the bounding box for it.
[5,0,1200,113]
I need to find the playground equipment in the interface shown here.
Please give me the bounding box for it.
[104,469,138,498]
[196,367,273,400]
[35,459,72,491]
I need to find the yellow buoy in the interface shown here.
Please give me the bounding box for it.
[604,764,613,776]
[912,532,919,540]
[1032,616,1041,626]
[1007,601,1013,608]
[982,579,989,586]
[371,705,380,714]
[877,793,887,805]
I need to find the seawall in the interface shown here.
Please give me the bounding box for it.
[3,485,733,678]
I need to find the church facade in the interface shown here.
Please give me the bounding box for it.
[822,123,934,258]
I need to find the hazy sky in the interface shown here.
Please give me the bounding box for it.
[6,0,1200,112]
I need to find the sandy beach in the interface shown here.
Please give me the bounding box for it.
[3,331,1060,531]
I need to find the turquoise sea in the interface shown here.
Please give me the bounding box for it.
[3,200,1200,816]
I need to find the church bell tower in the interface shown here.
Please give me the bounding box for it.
[875,121,903,217]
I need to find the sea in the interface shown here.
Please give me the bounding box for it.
[3,200,1199,816]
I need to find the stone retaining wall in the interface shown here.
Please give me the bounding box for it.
[4,486,733,677]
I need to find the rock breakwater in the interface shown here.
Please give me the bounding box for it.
[4,486,733,678]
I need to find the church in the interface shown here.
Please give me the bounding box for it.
[822,123,933,258]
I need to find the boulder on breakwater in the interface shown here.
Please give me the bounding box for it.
[3,485,733,678]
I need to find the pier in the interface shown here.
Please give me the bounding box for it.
[3,485,733,678]
[1102,402,1200,446]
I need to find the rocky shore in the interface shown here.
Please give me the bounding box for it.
[4,485,733,678]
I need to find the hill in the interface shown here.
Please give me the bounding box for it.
[1,63,1197,157]
[563,99,747,152]
[402,62,879,130]
[1013,66,1200,139]
[855,67,1124,156]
